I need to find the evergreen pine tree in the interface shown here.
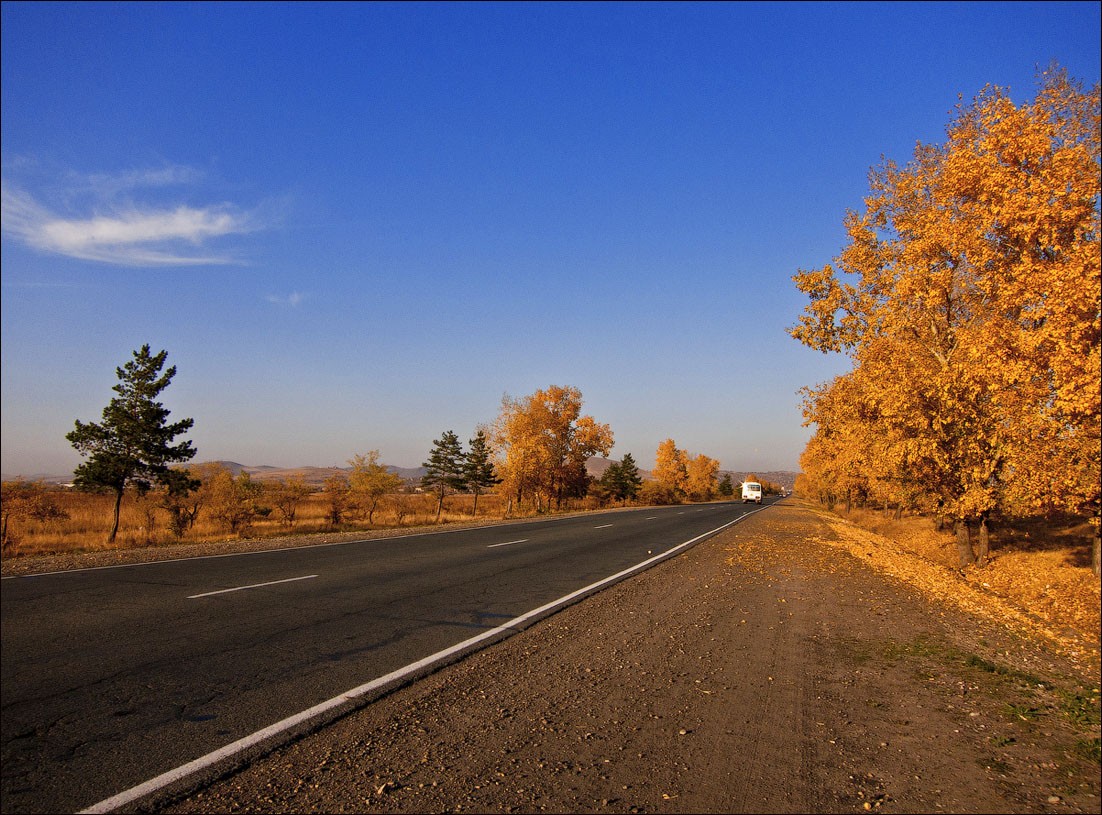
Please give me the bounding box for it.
[599,453,643,504]
[66,345,196,542]
[615,452,643,502]
[422,430,467,522]
[464,430,500,516]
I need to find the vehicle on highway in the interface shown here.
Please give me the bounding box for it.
[741,481,763,504]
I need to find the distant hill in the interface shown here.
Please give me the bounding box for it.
[198,462,426,488]
[722,471,799,491]
[585,456,649,479]
[0,471,77,486]
[3,459,798,492]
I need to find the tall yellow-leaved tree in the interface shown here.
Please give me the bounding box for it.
[489,385,613,511]
[791,66,1099,571]
[685,454,720,501]
[652,439,688,498]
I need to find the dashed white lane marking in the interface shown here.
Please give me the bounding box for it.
[187,575,318,599]
[487,539,529,548]
[593,524,614,529]
[82,505,771,814]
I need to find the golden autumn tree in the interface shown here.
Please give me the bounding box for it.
[685,453,720,501]
[791,66,1100,571]
[797,378,873,513]
[349,450,403,524]
[201,464,264,536]
[1,480,69,554]
[265,476,313,527]
[939,70,1101,542]
[489,385,613,511]
[652,439,688,499]
[652,441,723,503]
[799,364,936,518]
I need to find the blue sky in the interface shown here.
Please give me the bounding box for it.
[2,1,1099,477]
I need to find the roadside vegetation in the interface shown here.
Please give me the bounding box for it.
[3,381,778,558]
[789,66,1100,575]
[0,466,775,559]
[812,501,1099,652]
[787,496,1100,788]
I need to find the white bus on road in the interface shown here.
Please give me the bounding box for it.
[741,481,763,504]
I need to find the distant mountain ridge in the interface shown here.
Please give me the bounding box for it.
[4,460,799,491]
[200,462,427,487]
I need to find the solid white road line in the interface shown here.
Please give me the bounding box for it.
[81,504,770,814]
[187,575,318,599]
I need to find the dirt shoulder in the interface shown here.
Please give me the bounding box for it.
[140,501,1099,813]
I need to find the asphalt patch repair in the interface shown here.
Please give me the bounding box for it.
[161,501,1100,814]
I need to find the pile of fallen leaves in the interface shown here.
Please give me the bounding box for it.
[799,500,1100,677]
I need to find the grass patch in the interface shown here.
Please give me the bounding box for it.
[965,654,1049,689]
[1072,737,1101,763]
[882,635,944,662]
[868,636,1098,735]
[1058,689,1101,728]
[1005,703,1044,721]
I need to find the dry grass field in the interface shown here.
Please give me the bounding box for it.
[0,486,606,559]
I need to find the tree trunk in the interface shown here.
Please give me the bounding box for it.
[434,492,444,523]
[893,503,903,521]
[1092,515,1100,579]
[472,490,479,517]
[934,500,946,532]
[108,487,123,544]
[955,519,976,568]
[975,515,990,567]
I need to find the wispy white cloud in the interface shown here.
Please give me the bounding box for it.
[0,167,264,266]
[73,164,204,201]
[266,291,305,307]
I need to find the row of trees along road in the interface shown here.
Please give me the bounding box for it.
[58,356,618,540]
[789,67,1100,575]
[57,346,742,546]
[420,430,499,521]
[651,439,722,503]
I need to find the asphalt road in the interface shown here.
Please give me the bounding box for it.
[1,499,775,814]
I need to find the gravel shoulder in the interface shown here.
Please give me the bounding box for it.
[121,501,1100,813]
